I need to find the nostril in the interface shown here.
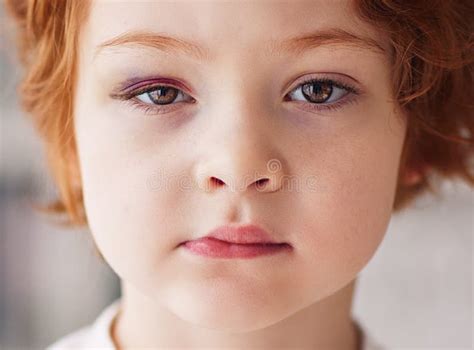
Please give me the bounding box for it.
[255,178,269,187]
[210,177,225,187]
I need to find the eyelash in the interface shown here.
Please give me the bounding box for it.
[111,77,361,116]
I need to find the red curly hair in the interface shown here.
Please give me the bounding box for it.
[4,0,474,227]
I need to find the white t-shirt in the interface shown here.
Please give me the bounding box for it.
[47,300,387,349]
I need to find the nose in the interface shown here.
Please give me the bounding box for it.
[193,119,285,196]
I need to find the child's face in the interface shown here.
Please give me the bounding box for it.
[75,0,406,329]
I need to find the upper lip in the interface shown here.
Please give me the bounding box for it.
[195,224,286,245]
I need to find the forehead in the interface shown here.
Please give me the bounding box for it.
[83,0,389,62]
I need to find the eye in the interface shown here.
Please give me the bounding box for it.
[135,85,192,106]
[288,80,348,103]
[110,82,196,116]
[284,78,360,113]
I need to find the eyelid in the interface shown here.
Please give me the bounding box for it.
[110,77,194,100]
[284,73,362,96]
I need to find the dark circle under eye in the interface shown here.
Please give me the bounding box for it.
[147,86,179,105]
[302,81,333,103]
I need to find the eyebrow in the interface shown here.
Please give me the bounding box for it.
[94,28,387,62]
[271,28,387,57]
[94,31,212,61]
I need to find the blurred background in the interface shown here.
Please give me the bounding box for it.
[1,3,472,349]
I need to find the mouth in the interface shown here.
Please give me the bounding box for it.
[177,223,292,259]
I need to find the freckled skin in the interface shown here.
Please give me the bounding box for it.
[74,0,406,348]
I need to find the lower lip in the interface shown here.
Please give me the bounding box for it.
[180,237,292,259]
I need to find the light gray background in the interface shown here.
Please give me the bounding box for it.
[1,3,472,349]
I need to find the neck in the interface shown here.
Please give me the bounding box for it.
[112,279,361,350]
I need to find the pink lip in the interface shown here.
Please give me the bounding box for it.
[179,224,292,259]
[205,224,285,244]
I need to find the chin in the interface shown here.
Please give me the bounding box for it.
[161,281,299,333]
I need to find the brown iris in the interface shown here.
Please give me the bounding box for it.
[301,82,333,103]
[147,86,179,105]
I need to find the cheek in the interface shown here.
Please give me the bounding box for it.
[289,107,406,294]
[74,103,190,286]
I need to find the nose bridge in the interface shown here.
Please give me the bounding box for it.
[224,117,270,190]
